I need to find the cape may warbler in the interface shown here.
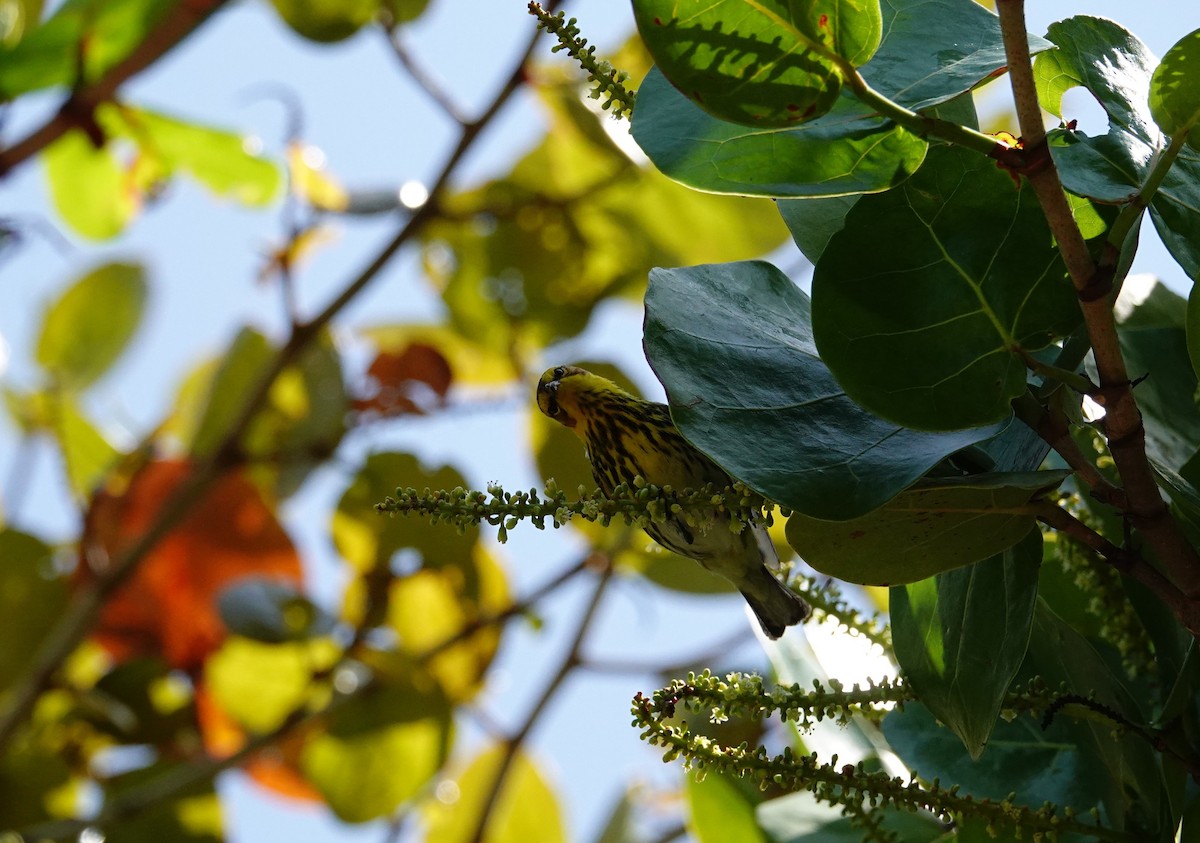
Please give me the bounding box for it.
[536,365,810,638]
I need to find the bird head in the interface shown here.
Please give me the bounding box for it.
[536,365,587,429]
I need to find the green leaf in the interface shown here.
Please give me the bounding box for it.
[217,578,334,643]
[631,68,926,198]
[302,679,452,823]
[756,791,944,842]
[43,129,138,239]
[1035,17,1159,202]
[333,452,477,574]
[105,761,223,843]
[882,701,1110,816]
[856,0,1050,111]
[51,393,119,497]
[268,0,380,43]
[785,471,1064,585]
[0,747,72,828]
[36,261,147,388]
[189,327,273,458]
[630,0,1050,198]
[204,636,336,734]
[101,105,282,206]
[687,771,767,843]
[776,195,861,262]
[1021,603,1166,828]
[1149,28,1200,147]
[382,0,430,24]
[890,531,1041,758]
[643,260,1010,521]
[632,0,862,129]
[812,144,1080,430]
[1116,284,1200,471]
[0,0,173,98]
[0,529,65,694]
[1036,17,1200,282]
[423,745,566,843]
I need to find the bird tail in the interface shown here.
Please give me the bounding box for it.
[740,568,811,640]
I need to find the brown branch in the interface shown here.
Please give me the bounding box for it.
[0,0,230,177]
[0,0,564,755]
[384,30,469,126]
[996,0,1200,599]
[1011,393,1125,508]
[465,561,615,843]
[1034,502,1200,637]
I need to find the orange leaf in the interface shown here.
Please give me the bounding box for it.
[352,343,453,418]
[195,682,320,802]
[77,459,303,671]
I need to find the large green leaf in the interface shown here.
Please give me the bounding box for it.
[890,531,1041,758]
[268,0,380,43]
[630,0,1050,198]
[302,679,452,823]
[1150,28,1200,148]
[100,105,282,206]
[643,260,1011,520]
[36,261,147,388]
[1036,17,1200,281]
[43,129,138,239]
[52,393,119,498]
[882,701,1110,816]
[631,68,926,198]
[785,471,1066,585]
[1020,603,1166,831]
[0,0,173,98]
[631,0,870,129]
[812,144,1080,430]
[756,790,944,842]
[205,636,335,734]
[687,772,766,843]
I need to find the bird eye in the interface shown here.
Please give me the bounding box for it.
[553,366,566,380]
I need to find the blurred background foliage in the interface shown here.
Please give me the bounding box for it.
[0,1,806,841]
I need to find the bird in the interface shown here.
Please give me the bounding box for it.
[536,364,810,638]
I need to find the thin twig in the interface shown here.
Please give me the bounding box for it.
[0,0,565,755]
[384,32,469,126]
[1033,502,1200,635]
[996,0,1200,600]
[465,561,615,843]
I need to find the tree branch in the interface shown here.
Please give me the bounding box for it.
[996,0,1200,599]
[465,561,615,843]
[0,0,230,177]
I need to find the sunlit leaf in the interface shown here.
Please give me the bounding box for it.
[424,745,566,843]
[0,0,173,98]
[301,677,452,822]
[351,545,509,702]
[687,771,766,843]
[287,142,349,211]
[631,0,871,128]
[1149,29,1200,147]
[42,129,139,239]
[268,0,380,43]
[205,636,336,734]
[36,261,146,389]
[79,460,304,670]
[49,393,120,498]
[101,105,282,206]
